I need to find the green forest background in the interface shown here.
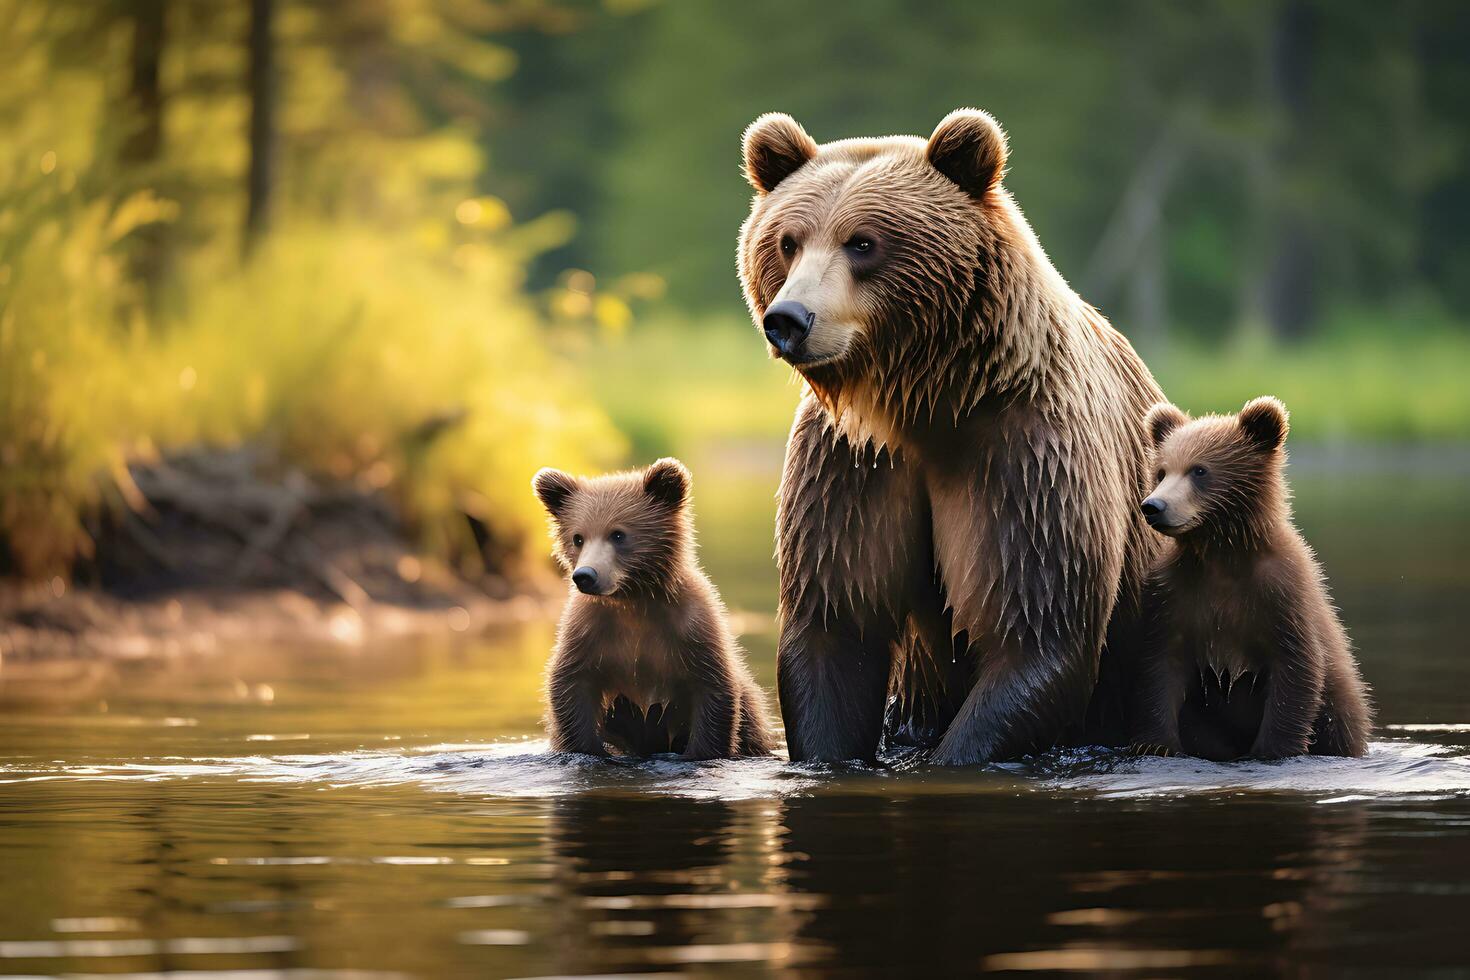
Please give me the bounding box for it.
[4,0,1469,586]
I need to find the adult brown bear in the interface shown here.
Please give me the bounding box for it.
[738,109,1165,764]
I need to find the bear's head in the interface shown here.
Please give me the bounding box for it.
[1140,397,1291,544]
[532,458,693,598]
[738,108,1046,428]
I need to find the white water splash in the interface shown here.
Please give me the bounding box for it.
[3,737,1467,802]
[1032,739,1470,800]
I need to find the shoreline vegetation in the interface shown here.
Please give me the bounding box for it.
[2,3,629,659]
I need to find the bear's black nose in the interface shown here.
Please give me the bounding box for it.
[572,566,599,594]
[763,300,814,358]
[1140,498,1167,519]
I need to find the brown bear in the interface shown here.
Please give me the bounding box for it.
[1133,397,1373,760]
[738,108,1165,764]
[533,458,775,759]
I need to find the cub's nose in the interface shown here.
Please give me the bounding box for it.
[763,300,814,357]
[1140,498,1167,520]
[571,566,599,594]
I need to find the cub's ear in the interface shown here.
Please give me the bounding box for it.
[927,108,1008,198]
[1143,402,1189,447]
[742,112,818,194]
[642,457,690,509]
[1238,396,1289,451]
[532,468,579,516]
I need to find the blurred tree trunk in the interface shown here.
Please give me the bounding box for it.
[123,1,166,167]
[244,0,275,257]
[1261,0,1319,339]
[123,0,168,304]
[1127,221,1168,357]
[1081,121,1186,356]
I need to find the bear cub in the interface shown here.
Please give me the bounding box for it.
[1134,397,1372,761]
[533,458,774,759]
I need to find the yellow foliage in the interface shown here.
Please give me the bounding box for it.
[163,224,625,570]
[0,203,624,578]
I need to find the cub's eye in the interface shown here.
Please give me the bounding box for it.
[572,534,584,547]
[1156,469,1165,483]
[1190,465,1209,479]
[779,234,798,258]
[610,530,626,544]
[845,235,874,254]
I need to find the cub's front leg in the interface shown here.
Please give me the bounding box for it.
[1250,622,1325,760]
[682,683,738,761]
[678,617,743,760]
[1129,587,1188,757]
[1130,654,1189,757]
[545,626,608,757]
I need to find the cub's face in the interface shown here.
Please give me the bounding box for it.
[737,109,1008,377]
[532,458,690,598]
[1141,397,1290,539]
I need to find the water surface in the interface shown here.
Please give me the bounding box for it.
[1,455,1467,977]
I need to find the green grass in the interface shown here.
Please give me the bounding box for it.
[1151,322,1470,442]
[566,314,802,463]
[579,312,1470,454]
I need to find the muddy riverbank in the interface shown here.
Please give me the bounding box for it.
[0,447,557,664]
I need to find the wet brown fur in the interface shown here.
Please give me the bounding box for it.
[738,109,1165,763]
[533,459,775,759]
[1134,398,1373,760]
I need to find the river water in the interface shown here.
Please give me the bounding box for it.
[1,451,1468,977]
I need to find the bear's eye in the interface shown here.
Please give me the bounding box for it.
[572,534,584,548]
[1190,465,1209,479]
[779,234,798,258]
[845,235,874,254]
[1156,469,1165,483]
[610,530,626,544]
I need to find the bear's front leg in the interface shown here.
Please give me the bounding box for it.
[929,641,1098,765]
[778,612,899,763]
[926,437,1119,766]
[773,397,932,764]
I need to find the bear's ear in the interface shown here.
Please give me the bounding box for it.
[743,113,818,194]
[1143,402,1189,447]
[926,108,1009,198]
[1238,396,1289,452]
[642,457,690,509]
[532,468,579,517]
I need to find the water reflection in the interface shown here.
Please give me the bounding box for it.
[2,743,1469,975]
[775,793,1383,974]
[541,796,817,970]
